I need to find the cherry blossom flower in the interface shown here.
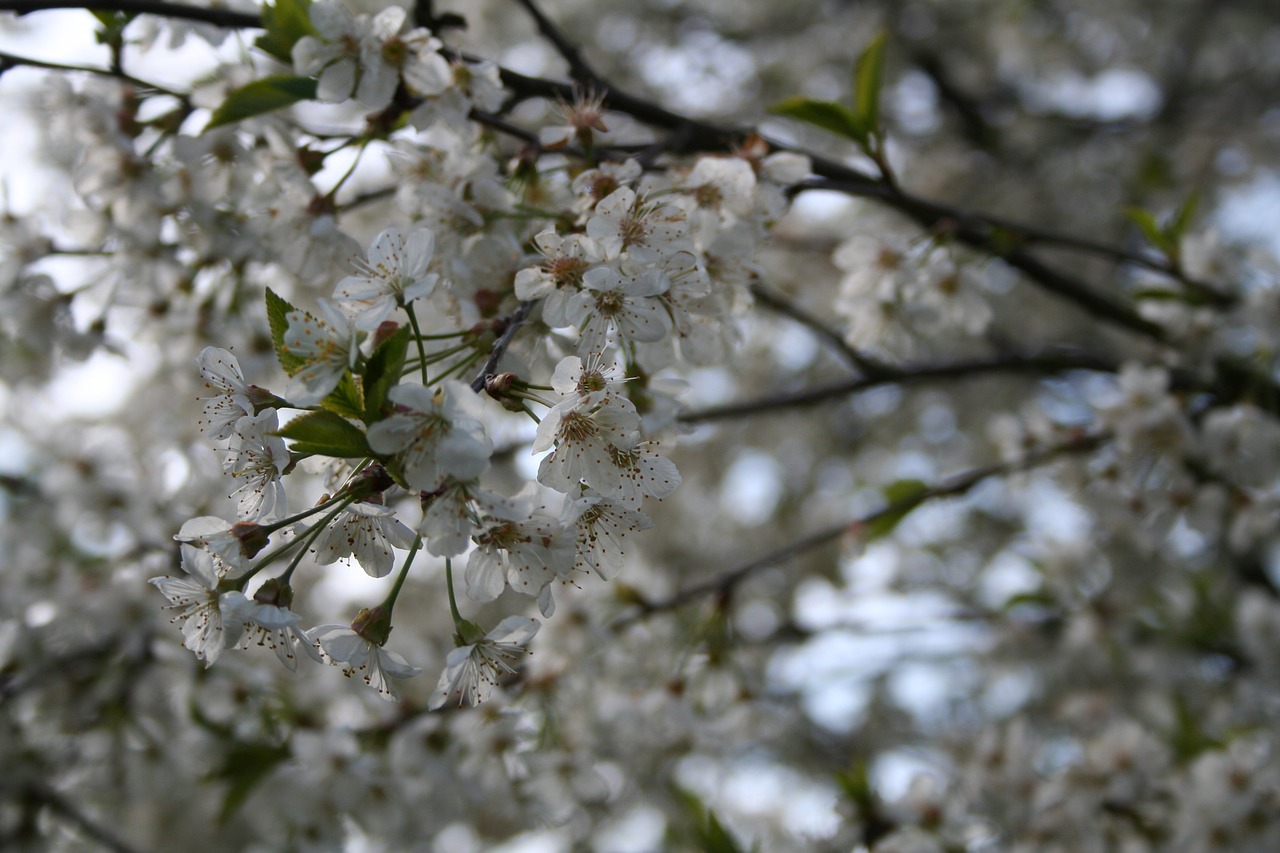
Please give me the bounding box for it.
[534,356,641,494]
[585,187,690,262]
[223,409,291,522]
[428,615,540,709]
[310,500,416,578]
[465,486,576,617]
[149,545,249,667]
[281,299,359,407]
[237,598,322,672]
[291,0,371,104]
[568,265,672,355]
[560,490,652,580]
[196,346,253,440]
[308,609,422,701]
[333,226,439,330]
[367,381,493,492]
[359,6,452,103]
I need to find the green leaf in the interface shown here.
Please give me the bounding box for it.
[862,478,929,542]
[265,288,307,376]
[254,0,316,63]
[362,327,410,424]
[673,788,744,853]
[276,411,373,458]
[212,740,290,823]
[1169,191,1200,244]
[206,75,318,131]
[322,372,365,420]
[768,96,865,143]
[90,10,134,45]
[1123,206,1173,256]
[852,31,888,140]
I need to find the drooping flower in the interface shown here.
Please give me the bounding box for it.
[223,409,291,522]
[333,226,439,331]
[560,490,652,580]
[308,607,422,701]
[149,545,249,667]
[310,499,416,578]
[428,615,540,709]
[196,346,253,441]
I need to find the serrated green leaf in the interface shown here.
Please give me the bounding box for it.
[206,75,317,131]
[323,372,365,420]
[277,411,372,458]
[862,478,929,541]
[362,327,410,424]
[852,31,888,139]
[265,288,307,376]
[1123,206,1172,256]
[254,0,316,63]
[768,97,865,143]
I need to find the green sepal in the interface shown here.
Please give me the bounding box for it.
[362,326,410,424]
[206,75,318,131]
[862,478,929,541]
[265,288,306,376]
[254,0,316,63]
[276,410,373,458]
[767,96,865,143]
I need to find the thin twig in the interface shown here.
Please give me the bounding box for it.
[470,301,535,393]
[0,48,187,98]
[510,0,601,88]
[678,351,1118,423]
[615,431,1108,625]
[0,0,260,28]
[749,282,890,375]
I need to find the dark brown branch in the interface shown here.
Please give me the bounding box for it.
[0,0,261,28]
[617,431,1109,624]
[510,0,600,88]
[470,301,535,393]
[750,282,891,375]
[0,48,187,98]
[19,782,148,853]
[679,351,1118,423]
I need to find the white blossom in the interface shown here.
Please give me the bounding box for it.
[428,615,540,709]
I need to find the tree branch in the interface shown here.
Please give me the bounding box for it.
[510,0,601,89]
[615,431,1109,625]
[679,350,1118,423]
[470,301,535,393]
[0,0,261,28]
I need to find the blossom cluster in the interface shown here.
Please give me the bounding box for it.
[141,6,809,707]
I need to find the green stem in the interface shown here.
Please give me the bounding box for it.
[382,535,423,615]
[404,302,431,385]
[444,557,465,626]
[430,350,484,384]
[277,495,358,584]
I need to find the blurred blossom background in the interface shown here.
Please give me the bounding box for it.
[3,1,1280,851]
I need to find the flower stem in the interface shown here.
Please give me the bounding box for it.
[404,302,430,385]
[444,557,465,626]
[382,535,423,616]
